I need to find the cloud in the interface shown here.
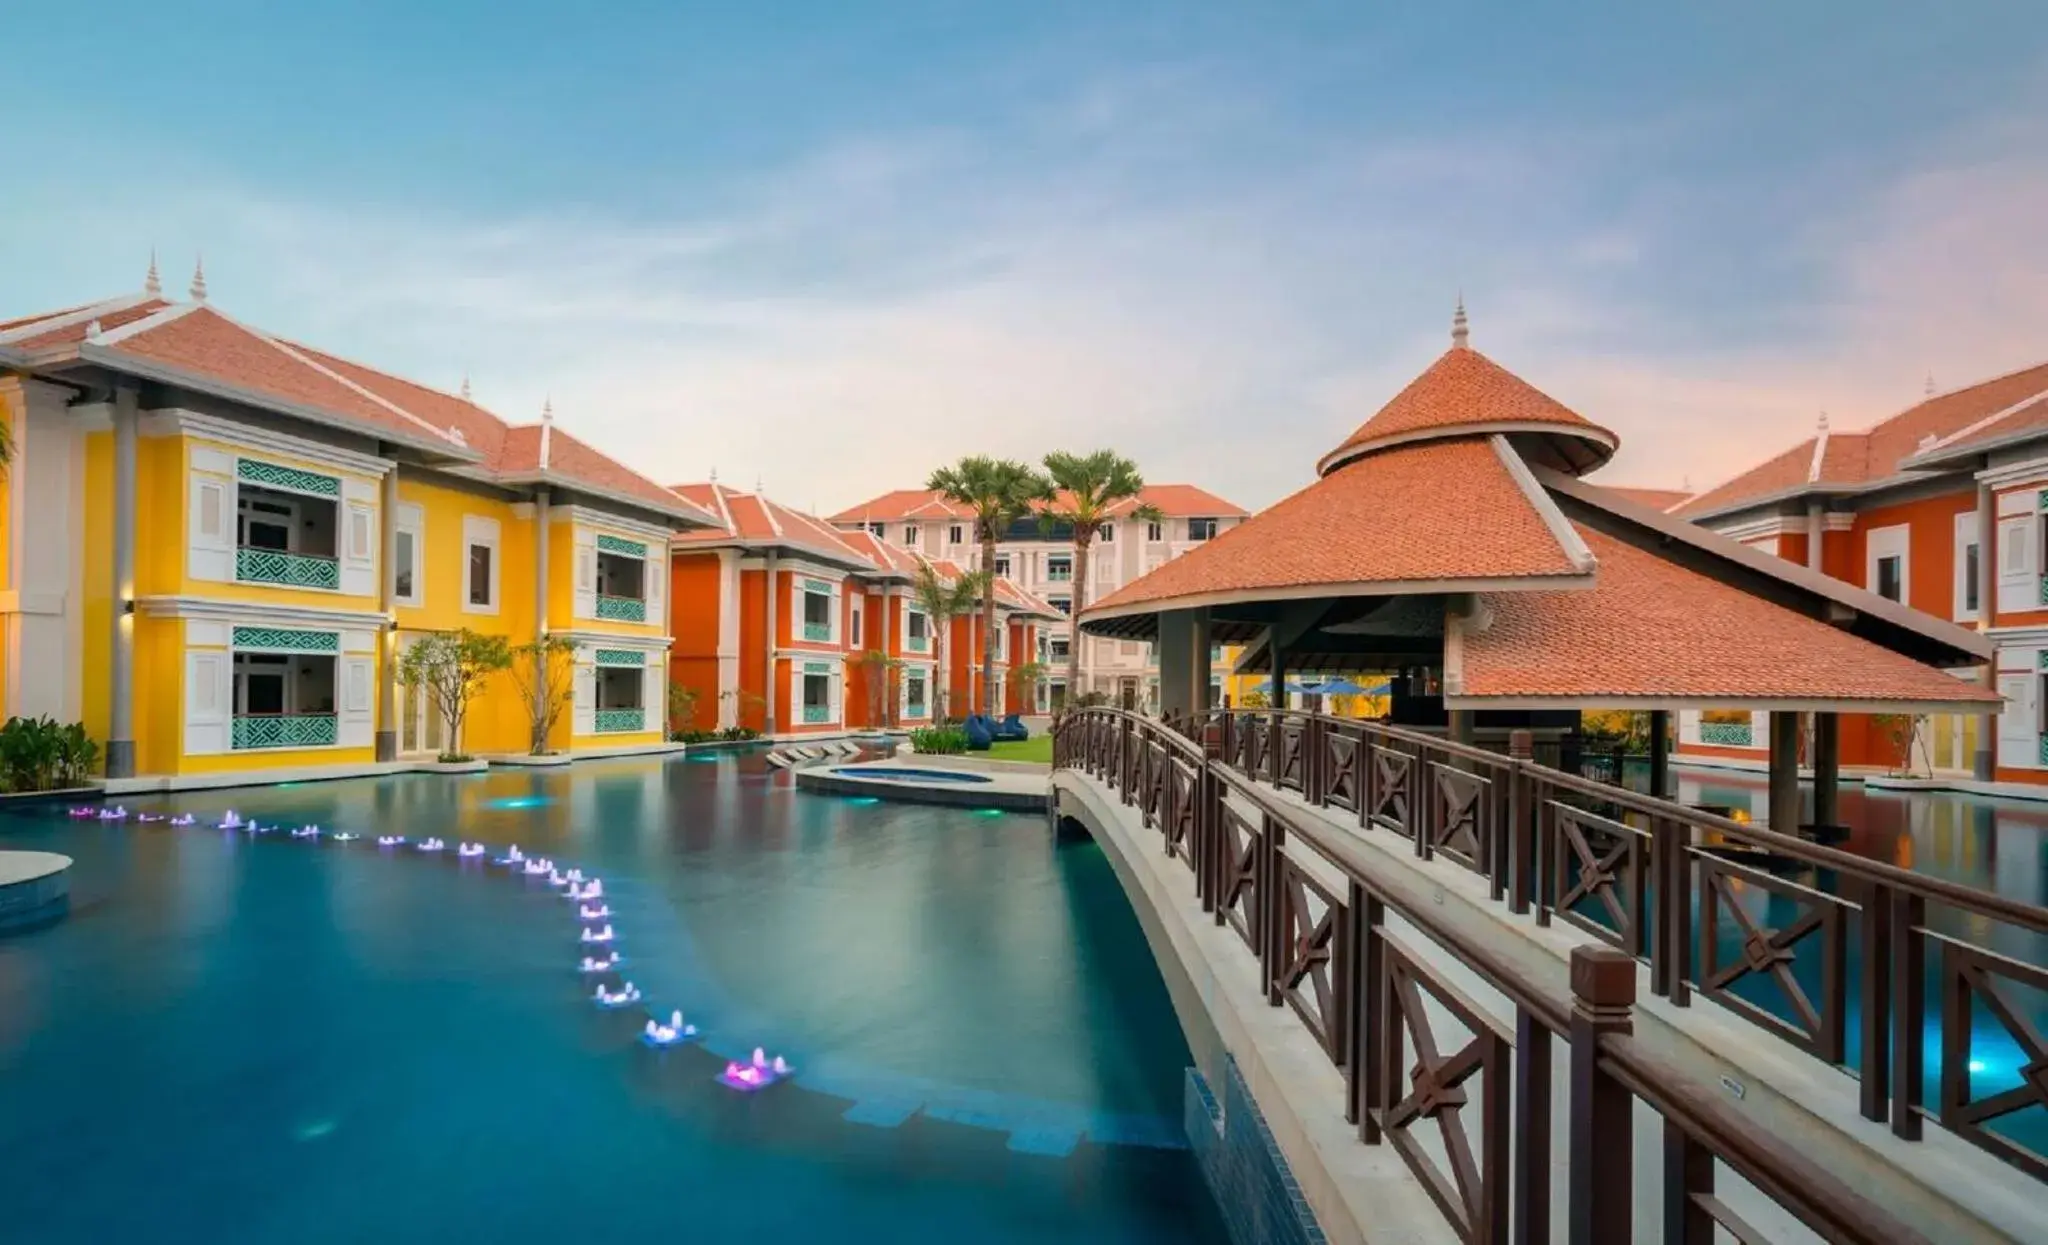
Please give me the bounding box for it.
[1,66,2043,514]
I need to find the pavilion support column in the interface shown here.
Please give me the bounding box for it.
[762,552,779,736]
[1813,711,1841,830]
[1767,711,1802,833]
[374,461,401,762]
[1975,481,1997,782]
[1268,625,1289,714]
[1156,609,1195,722]
[534,488,551,639]
[105,385,138,780]
[1647,709,1672,801]
[1805,501,1826,572]
[1447,710,1474,747]
[1191,607,1213,716]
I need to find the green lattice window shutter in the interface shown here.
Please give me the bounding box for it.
[594,648,646,667]
[803,661,833,675]
[232,626,340,652]
[596,534,649,558]
[802,578,831,594]
[238,458,341,497]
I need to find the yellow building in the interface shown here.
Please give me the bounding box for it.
[0,270,717,788]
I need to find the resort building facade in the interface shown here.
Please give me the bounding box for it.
[668,484,1060,738]
[828,484,1248,710]
[1671,359,2048,791]
[0,273,713,787]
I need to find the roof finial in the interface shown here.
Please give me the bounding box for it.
[1681,474,1692,493]
[1450,294,1469,350]
[538,397,554,471]
[1924,372,1936,397]
[459,371,471,402]
[709,466,718,483]
[189,253,209,302]
[144,249,162,297]
[754,473,764,496]
[1817,410,1829,433]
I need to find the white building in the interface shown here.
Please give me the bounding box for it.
[830,484,1248,709]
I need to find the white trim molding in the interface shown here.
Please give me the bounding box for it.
[135,594,391,630]
[138,408,398,478]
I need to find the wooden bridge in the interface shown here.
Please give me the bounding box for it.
[1051,706,2048,1244]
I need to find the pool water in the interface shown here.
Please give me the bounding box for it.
[829,766,994,783]
[0,753,1229,1244]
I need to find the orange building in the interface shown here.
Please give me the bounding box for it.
[1672,360,2048,792]
[668,483,1058,739]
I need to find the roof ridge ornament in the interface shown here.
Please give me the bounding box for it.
[538,397,554,472]
[1451,294,1469,350]
[190,254,208,302]
[459,372,471,402]
[1925,372,1936,397]
[145,250,162,297]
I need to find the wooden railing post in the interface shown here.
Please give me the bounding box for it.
[1662,1119,1715,1244]
[1859,879,1892,1124]
[1569,945,1635,1245]
[1514,1005,1553,1245]
[1506,730,1533,910]
[1891,888,1926,1140]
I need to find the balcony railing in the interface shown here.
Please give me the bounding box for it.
[1045,569,1072,582]
[802,703,831,724]
[231,714,337,750]
[1699,721,1754,746]
[595,594,646,623]
[803,620,831,642]
[236,547,339,591]
[907,635,929,653]
[593,707,645,733]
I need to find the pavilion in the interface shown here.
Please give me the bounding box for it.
[1076,306,2001,833]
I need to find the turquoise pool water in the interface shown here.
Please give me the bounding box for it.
[0,752,1228,1243]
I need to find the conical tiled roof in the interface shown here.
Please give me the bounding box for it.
[1316,345,1617,477]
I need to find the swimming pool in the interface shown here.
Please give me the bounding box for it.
[0,753,1227,1243]
[829,765,994,783]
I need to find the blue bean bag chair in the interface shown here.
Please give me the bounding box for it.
[963,714,994,751]
[994,714,1029,742]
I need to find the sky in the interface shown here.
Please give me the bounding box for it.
[2,2,2045,513]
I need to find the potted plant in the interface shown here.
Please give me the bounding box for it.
[398,628,513,771]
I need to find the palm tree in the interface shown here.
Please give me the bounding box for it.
[928,456,1052,717]
[910,561,989,721]
[1041,451,1160,704]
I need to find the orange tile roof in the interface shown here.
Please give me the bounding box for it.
[1457,526,2001,710]
[1909,391,2048,463]
[289,342,510,464]
[1678,359,2048,519]
[830,482,1248,524]
[96,307,461,450]
[494,424,712,522]
[1084,437,1589,618]
[671,483,879,567]
[1318,345,1616,474]
[8,298,173,349]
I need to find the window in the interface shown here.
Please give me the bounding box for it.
[1046,555,1072,582]
[948,524,964,545]
[851,599,863,647]
[463,515,500,613]
[595,666,642,710]
[1049,596,1071,615]
[992,554,1011,578]
[801,584,833,642]
[1097,523,1114,542]
[469,545,494,606]
[903,524,920,546]
[802,671,832,722]
[1875,556,1902,602]
[867,521,886,537]
[1188,517,1218,541]
[1049,637,1069,660]
[905,669,928,717]
[240,497,294,551]
[1955,512,1981,620]
[392,505,422,606]
[1865,524,1907,607]
[906,608,930,652]
[595,549,646,602]
[1146,520,1163,542]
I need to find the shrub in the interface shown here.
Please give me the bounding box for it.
[910,725,970,755]
[673,727,719,744]
[717,726,761,742]
[0,716,99,792]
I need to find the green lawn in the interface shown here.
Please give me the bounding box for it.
[986,736,1053,764]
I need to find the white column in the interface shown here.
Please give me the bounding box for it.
[534,488,551,637]
[762,552,778,734]
[1976,482,1997,781]
[106,386,138,778]
[716,549,740,729]
[375,460,400,762]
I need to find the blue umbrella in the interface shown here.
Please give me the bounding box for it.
[1301,677,1387,697]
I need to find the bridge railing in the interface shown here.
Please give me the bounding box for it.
[1053,706,2047,1242]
